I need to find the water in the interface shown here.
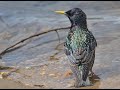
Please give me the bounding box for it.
[0,1,120,89]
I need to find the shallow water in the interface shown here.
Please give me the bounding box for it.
[0,1,120,89]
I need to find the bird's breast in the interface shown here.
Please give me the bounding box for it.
[70,30,87,49]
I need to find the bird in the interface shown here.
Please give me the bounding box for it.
[55,8,97,87]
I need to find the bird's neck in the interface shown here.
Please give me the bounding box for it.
[77,21,87,30]
[71,19,88,30]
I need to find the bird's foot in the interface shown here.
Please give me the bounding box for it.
[80,80,93,87]
[74,79,93,88]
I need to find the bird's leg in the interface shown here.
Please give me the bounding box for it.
[81,64,93,86]
[89,51,95,77]
[89,61,95,77]
[69,64,82,88]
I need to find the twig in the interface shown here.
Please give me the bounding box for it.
[0,26,70,58]
[55,30,61,43]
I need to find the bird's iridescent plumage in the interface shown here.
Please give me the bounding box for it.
[64,8,97,87]
[56,8,97,87]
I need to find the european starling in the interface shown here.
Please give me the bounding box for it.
[55,8,97,87]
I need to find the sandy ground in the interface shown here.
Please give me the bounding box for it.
[0,1,120,89]
[0,79,33,89]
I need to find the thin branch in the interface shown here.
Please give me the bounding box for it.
[0,26,70,58]
[55,30,61,43]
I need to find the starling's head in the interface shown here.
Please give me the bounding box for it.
[65,8,86,19]
[55,8,87,28]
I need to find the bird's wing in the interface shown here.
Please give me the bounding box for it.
[65,30,97,65]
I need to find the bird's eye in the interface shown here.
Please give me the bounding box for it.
[69,11,74,16]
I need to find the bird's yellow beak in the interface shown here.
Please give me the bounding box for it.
[55,11,65,14]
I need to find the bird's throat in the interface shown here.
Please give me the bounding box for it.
[72,21,87,30]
